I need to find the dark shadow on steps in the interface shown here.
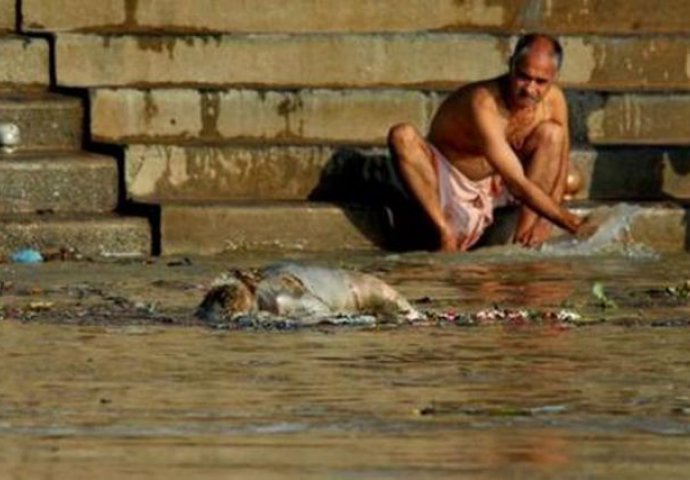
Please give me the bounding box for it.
[666,149,690,252]
[47,83,161,255]
[309,148,438,251]
[588,146,672,201]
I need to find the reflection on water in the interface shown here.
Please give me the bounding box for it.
[2,253,690,478]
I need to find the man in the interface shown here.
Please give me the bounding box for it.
[388,33,589,251]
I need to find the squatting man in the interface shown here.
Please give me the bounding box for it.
[389,33,597,251]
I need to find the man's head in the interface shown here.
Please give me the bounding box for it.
[507,34,563,108]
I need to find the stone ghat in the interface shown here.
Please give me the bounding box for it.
[9,0,690,255]
[89,88,690,147]
[23,0,690,34]
[54,33,690,90]
[122,145,690,203]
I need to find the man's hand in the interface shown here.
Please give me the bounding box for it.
[574,213,603,240]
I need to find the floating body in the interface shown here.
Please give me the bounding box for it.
[196,263,423,326]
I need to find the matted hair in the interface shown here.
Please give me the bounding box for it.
[510,33,564,71]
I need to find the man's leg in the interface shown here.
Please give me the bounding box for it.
[514,120,568,246]
[387,123,456,250]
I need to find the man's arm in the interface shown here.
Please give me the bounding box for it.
[549,88,570,201]
[513,87,571,245]
[471,93,582,233]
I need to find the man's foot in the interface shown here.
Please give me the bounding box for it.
[438,228,458,251]
[515,218,552,247]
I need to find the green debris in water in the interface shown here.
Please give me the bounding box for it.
[592,282,618,309]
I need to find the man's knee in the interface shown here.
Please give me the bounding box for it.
[532,120,565,147]
[388,123,422,152]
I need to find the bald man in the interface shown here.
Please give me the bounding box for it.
[389,33,591,251]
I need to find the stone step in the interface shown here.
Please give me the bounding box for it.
[0,213,151,258]
[90,88,605,146]
[0,0,14,32]
[95,88,690,148]
[55,33,690,91]
[160,201,390,255]
[587,94,690,146]
[571,149,690,201]
[91,88,432,146]
[158,200,690,255]
[125,144,342,201]
[0,36,49,88]
[124,144,690,203]
[0,93,83,151]
[24,0,690,35]
[567,202,689,254]
[0,152,119,213]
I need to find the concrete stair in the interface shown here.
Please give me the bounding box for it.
[0,90,151,256]
[159,201,389,255]
[18,0,690,255]
[121,145,690,203]
[156,199,690,255]
[0,213,150,258]
[0,92,82,151]
[588,94,690,146]
[23,0,690,35]
[0,152,118,213]
[53,33,690,91]
[88,89,687,148]
[0,36,49,89]
[0,0,14,33]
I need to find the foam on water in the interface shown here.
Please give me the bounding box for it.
[538,203,657,258]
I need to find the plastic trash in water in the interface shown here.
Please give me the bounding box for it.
[10,248,44,264]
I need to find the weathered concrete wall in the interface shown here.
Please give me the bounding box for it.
[125,145,337,201]
[0,0,14,32]
[160,202,388,254]
[0,153,118,213]
[15,0,690,254]
[588,95,690,145]
[126,146,690,203]
[23,0,690,34]
[54,33,690,90]
[91,89,432,145]
[0,93,82,150]
[0,37,49,88]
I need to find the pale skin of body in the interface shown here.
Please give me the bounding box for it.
[389,39,590,251]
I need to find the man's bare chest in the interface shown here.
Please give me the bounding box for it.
[505,103,551,151]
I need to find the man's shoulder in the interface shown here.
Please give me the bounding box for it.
[545,83,566,104]
[461,78,502,111]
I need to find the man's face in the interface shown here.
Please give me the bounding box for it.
[508,51,557,109]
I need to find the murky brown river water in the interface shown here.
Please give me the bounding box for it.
[1,250,690,478]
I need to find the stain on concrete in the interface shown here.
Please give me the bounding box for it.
[127,145,333,201]
[276,93,304,139]
[135,36,177,60]
[124,0,139,27]
[142,90,159,126]
[199,91,222,139]
[513,0,544,31]
[585,37,690,89]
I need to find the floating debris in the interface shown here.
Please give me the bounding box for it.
[426,307,583,328]
[414,402,568,417]
[10,249,43,264]
[592,282,618,309]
